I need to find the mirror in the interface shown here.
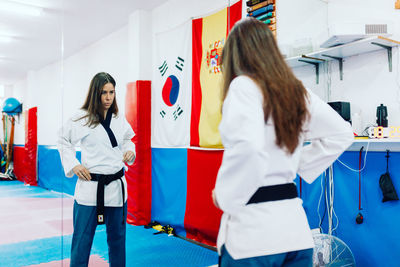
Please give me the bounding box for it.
[1,0,328,265]
[0,0,65,265]
[0,0,261,265]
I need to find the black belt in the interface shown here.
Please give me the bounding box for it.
[247,183,298,204]
[90,168,125,224]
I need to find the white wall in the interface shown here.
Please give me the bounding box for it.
[328,0,399,40]
[129,10,152,81]
[61,26,130,128]
[10,79,27,145]
[7,16,131,147]
[28,62,62,146]
[328,0,400,130]
[12,79,27,104]
[277,0,328,57]
[290,0,400,131]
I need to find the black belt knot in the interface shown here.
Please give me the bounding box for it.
[90,168,125,224]
[247,183,298,205]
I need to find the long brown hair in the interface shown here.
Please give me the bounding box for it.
[221,18,309,154]
[79,72,119,127]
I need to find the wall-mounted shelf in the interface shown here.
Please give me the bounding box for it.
[347,138,400,152]
[285,36,400,84]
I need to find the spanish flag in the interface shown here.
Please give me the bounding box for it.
[191,1,242,148]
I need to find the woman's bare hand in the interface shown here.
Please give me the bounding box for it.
[72,165,91,181]
[123,151,135,163]
[212,189,220,209]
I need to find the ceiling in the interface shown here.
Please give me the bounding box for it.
[0,0,169,85]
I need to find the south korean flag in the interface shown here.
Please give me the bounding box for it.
[152,21,192,148]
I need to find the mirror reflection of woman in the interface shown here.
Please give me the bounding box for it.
[213,18,353,266]
[58,72,135,267]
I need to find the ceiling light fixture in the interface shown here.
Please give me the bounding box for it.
[0,1,43,16]
[0,36,13,43]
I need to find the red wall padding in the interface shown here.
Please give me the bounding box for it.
[13,146,25,181]
[14,107,37,185]
[185,149,223,246]
[125,81,152,225]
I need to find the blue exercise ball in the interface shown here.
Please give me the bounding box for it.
[2,97,22,115]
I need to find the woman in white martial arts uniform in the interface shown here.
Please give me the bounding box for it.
[212,18,354,266]
[57,72,135,267]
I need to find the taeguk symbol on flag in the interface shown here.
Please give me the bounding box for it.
[158,56,185,121]
[162,75,179,106]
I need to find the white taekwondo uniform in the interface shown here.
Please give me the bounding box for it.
[214,75,353,259]
[57,110,135,207]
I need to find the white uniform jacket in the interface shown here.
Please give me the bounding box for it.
[57,110,135,207]
[214,76,354,259]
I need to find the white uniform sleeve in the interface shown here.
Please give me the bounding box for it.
[214,76,268,214]
[57,118,85,177]
[297,90,354,183]
[122,117,136,166]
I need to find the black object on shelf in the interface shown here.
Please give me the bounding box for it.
[328,101,351,123]
[376,104,388,127]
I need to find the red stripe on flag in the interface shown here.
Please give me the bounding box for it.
[227,0,243,34]
[190,18,203,147]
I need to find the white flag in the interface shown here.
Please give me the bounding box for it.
[152,21,192,148]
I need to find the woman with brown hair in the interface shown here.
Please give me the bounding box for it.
[58,72,135,267]
[212,18,353,266]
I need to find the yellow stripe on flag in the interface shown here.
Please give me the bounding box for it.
[198,7,227,148]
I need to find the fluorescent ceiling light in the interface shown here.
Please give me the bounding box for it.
[0,1,43,16]
[0,56,12,61]
[0,36,13,43]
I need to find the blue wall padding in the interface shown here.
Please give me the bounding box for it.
[38,145,78,195]
[296,151,400,266]
[151,148,187,236]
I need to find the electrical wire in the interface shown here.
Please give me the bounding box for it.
[318,170,328,233]
[317,165,341,236]
[327,165,333,235]
[325,169,330,235]
[336,140,370,172]
[358,147,364,212]
[331,165,340,234]
[317,170,325,233]
[331,205,340,234]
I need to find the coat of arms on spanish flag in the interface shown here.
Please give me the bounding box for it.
[191,0,242,148]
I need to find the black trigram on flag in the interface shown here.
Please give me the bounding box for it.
[173,105,183,120]
[175,57,184,71]
[159,61,168,76]
[160,110,166,118]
